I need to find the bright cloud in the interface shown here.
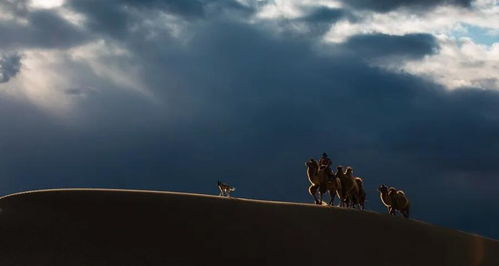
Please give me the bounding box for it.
[402,37,499,89]
[0,41,153,116]
[29,0,65,9]
[318,1,499,89]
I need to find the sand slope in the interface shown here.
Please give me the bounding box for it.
[0,189,497,266]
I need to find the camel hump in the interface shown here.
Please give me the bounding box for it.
[397,191,408,202]
[354,177,363,187]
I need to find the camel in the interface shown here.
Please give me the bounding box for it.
[378,185,410,218]
[305,159,328,204]
[378,185,392,209]
[350,177,366,210]
[326,171,342,206]
[306,159,340,205]
[336,166,360,208]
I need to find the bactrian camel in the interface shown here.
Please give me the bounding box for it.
[378,184,410,218]
[336,166,362,208]
[305,159,341,205]
[351,177,366,210]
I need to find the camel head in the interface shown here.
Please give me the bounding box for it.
[378,184,388,193]
[306,158,318,168]
[346,167,353,174]
[336,165,343,171]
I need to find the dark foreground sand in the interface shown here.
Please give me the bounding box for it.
[0,189,497,266]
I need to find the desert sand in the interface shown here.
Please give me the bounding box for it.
[0,189,498,265]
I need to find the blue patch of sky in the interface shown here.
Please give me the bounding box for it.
[452,23,499,46]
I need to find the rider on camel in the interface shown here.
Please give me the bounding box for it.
[319,152,332,174]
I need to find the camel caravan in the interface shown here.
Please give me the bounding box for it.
[306,153,410,218]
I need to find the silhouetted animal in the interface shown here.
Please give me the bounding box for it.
[378,185,410,218]
[351,177,366,210]
[306,159,329,204]
[306,158,341,205]
[218,181,235,197]
[378,184,392,210]
[336,166,360,208]
[326,175,342,206]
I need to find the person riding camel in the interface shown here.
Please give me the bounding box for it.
[319,152,332,173]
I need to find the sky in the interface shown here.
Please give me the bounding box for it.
[0,0,499,238]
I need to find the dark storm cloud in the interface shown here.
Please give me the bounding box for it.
[0,10,90,49]
[292,7,349,36]
[344,33,440,59]
[341,0,473,12]
[1,0,499,239]
[0,53,22,83]
[66,0,255,39]
[301,7,346,23]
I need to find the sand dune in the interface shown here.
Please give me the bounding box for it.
[0,189,498,266]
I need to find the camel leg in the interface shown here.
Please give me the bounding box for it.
[349,195,355,209]
[346,195,353,208]
[341,188,350,208]
[340,195,347,207]
[402,208,409,218]
[309,185,320,204]
[319,185,328,205]
[346,196,351,208]
[353,195,361,209]
[329,190,336,206]
[337,188,348,207]
[335,191,342,207]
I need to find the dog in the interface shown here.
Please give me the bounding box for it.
[218,181,236,197]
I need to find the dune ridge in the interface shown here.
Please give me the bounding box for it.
[0,189,497,265]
